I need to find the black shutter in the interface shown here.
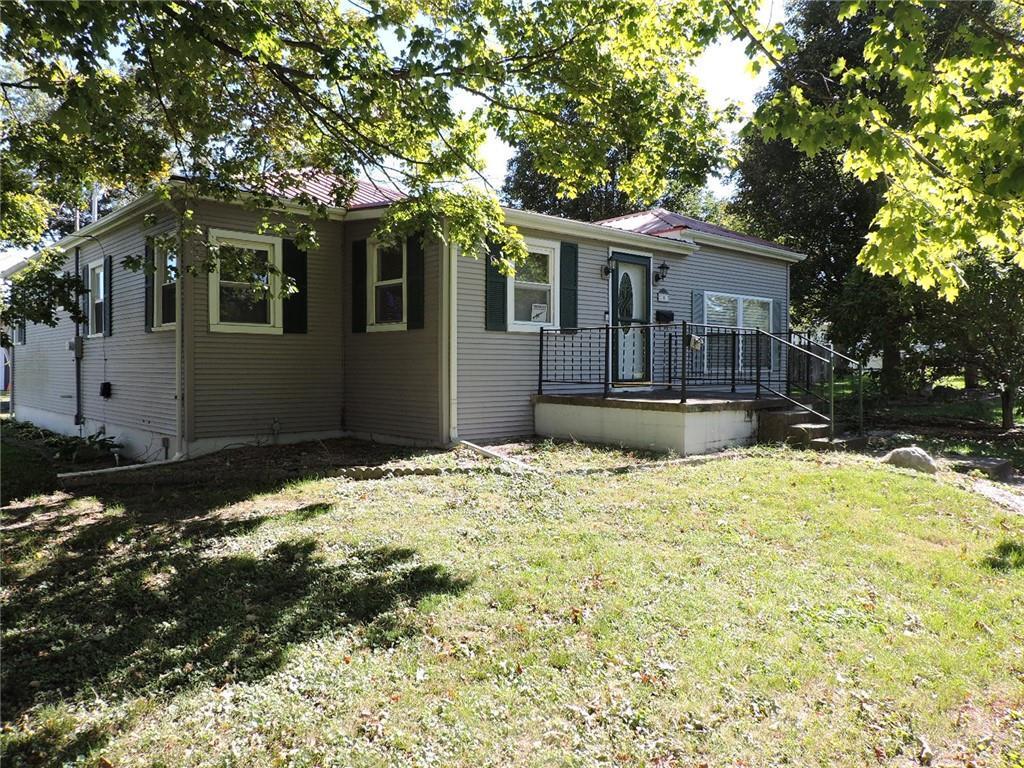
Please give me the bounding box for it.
[406,233,425,330]
[484,241,507,331]
[144,237,154,332]
[559,241,578,329]
[282,239,308,334]
[691,290,705,324]
[81,264,90,337]
[103,254,113,336]
[351,238,367,333]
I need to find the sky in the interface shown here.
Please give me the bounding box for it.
[0,3,776,271]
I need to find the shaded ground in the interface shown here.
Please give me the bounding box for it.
[3,441,1023,767]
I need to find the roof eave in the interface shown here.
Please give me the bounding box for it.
[683,230,806,263]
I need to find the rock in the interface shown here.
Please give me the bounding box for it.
[930,385,960,401]
[881,446,940,474]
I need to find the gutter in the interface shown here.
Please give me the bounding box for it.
[502,208,699,256]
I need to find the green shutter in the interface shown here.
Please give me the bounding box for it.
[691,290,705,325]
[144,237,154,332]
[282,239,308,333]
[351,239,367,333]
[103,254,113,336]
[559,241,578,329]
[484,241,506,331]
[406,233,425,330]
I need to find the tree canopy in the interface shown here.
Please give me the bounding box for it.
[1,0,1021,346]
[737,0,1024,298]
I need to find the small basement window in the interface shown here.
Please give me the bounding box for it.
[367,238,406,331]
[208,229,283,334]
[507,237,559,332]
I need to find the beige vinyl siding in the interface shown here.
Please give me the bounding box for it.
[187,202,345,440]
[341,219,443,444]
[456,229,791,442]
[78,213,179,451]
[11,309,77,417]
[12,210,179,459]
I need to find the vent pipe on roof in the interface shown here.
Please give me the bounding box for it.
[91,185,100,222]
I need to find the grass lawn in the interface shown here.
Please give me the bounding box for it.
[3,443,1024,767]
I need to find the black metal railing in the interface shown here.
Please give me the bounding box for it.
[538,322,865,438]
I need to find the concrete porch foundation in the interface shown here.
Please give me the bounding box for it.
[533,391,787,455]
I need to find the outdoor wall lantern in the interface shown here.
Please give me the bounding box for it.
[602,255,614,277]
[653,261,670,283]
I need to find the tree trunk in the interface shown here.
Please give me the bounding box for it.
[1001,385,1017,430]
[880,339,903,398]
[965,364,979,389]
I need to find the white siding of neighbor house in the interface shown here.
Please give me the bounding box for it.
[456,228,791,442]
[186,202,346,442]
[341,218,443,444]
[11,209,179,460]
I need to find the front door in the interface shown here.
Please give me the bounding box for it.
[611,254,651,383]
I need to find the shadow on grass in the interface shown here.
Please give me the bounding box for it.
[3,482,469,768]
[983,540,1024,571]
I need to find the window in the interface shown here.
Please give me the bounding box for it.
[153,235,179,329]
[507,237,559,332]
[367,238,406,330]
[87,260,106,337]
[208,229,283,334]
[13,322,26,345]
[704,292,773,369]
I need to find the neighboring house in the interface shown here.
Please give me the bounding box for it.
[4,181,805,461]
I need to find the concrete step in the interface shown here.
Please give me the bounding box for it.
[785,422,832,446]
[807,434,869,452]
[759,409,827,442]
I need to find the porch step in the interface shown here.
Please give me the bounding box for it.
[807,434,869,452]
[758,409,826,443]
[785,422,832,446]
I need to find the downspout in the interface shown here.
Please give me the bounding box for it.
[172,228,186,459]
[74,245,83,431]
[447,228,459,443]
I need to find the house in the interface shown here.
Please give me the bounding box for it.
[4,180,812,461]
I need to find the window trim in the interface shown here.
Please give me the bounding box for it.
[703,290,774,370]
[366,237,407,332]
[152,230,179,332]
[86,258,106,339]
[506,236,560,333]
[207,228,283,335]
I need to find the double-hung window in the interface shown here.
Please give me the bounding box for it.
[208,229,283,334]
[87,260,106,337]
[152,234,179,329]
[13,322,26,345]
[367,238,406,330]
[507,237,559,332]
[704,292,773,370]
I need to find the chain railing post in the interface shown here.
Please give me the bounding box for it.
[537,327,545,395]
[755,331,762,399]
[858,362,865,435]
[829,352,836,441]
[680,322,688,402]
[604,324,611,397]
[731,330,738,393]
[785,331,792,398]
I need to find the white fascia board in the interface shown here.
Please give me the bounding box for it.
[685,230,806,263]
[502,208,698,256]
[2,191,165,278]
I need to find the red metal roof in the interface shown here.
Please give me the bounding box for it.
[264,172,405,209]
[596,207,800,255]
